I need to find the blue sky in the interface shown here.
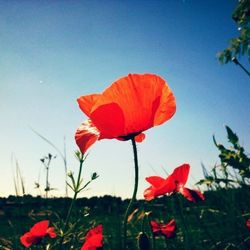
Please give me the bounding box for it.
[0,0,249,199]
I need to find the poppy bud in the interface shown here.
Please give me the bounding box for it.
[137,232,150,250]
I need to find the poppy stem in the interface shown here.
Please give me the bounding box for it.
[123,137,139,249]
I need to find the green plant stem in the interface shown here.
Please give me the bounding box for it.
[123,137,139,249]
[45,157,51,198]
[65,155,84,228]
[146,213,156,250]
[193,209,216,247]
[45,165,49,198]
[164,237,170,250]
[58,154,84,248]
[176,194,191,249]
[152,235,156,250]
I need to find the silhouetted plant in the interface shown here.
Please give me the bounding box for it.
[40,153,56,198]
[218,0,250,64]
[197,125,250,189]
[32,129,69,197]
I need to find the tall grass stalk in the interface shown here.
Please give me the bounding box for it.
[11,154,25,196]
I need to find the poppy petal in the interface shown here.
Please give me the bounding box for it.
[150,220,159,228]
[150,221,161,233]
[75,120,100,154]
[86,225,103,239]
[30,220,49,237]
[90,103,125,139]
[145,176,166,188]
[90,73,176,137]
[46,227,57,238]
[165,219,176,230]
[77,94,100,117]
[143,182,175,201]
[179,187,205,202]
[82,234,102,249]
[247,219,250,229]
[143,186,157,201]
[161,219,176,238]
[171,164,190,186]
[150,219,176,238]
[156,175,176,194]
[135,133,146,142]
[20,232,36,248]
[153,81,176,126]
[144,175,176,200]
[81,225,103,250]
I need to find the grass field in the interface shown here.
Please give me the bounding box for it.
[0,187,250,250]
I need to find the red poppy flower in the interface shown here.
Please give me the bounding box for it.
[144,164,205,202]
[81,225,103,250]
[20,220,56,248]
[150,219,176,238]
[247,219,250,229]
[143,176,176,201]
[75,73,176,154]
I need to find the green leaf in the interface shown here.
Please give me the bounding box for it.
[225,125,239,145]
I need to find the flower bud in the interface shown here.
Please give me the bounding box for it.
[67,171,74,178]
[91,172,99,180]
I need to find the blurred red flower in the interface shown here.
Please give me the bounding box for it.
[150,219,176,238]
[81,225,103,250]
[144,164,205,202]
[247,219,250,229]
[75,73,176,153]
[20,220,56,248]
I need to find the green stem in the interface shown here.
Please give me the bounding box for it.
[58,154,84,248]
[164,237,170,250]
[65,155,84,225]
[146,213,156,250]
[176,194,191,249]
[45,166,49,198]
[123,137,139,249]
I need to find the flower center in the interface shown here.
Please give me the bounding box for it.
[118,131,142,141]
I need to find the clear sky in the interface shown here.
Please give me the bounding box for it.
[0,0,249,199]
